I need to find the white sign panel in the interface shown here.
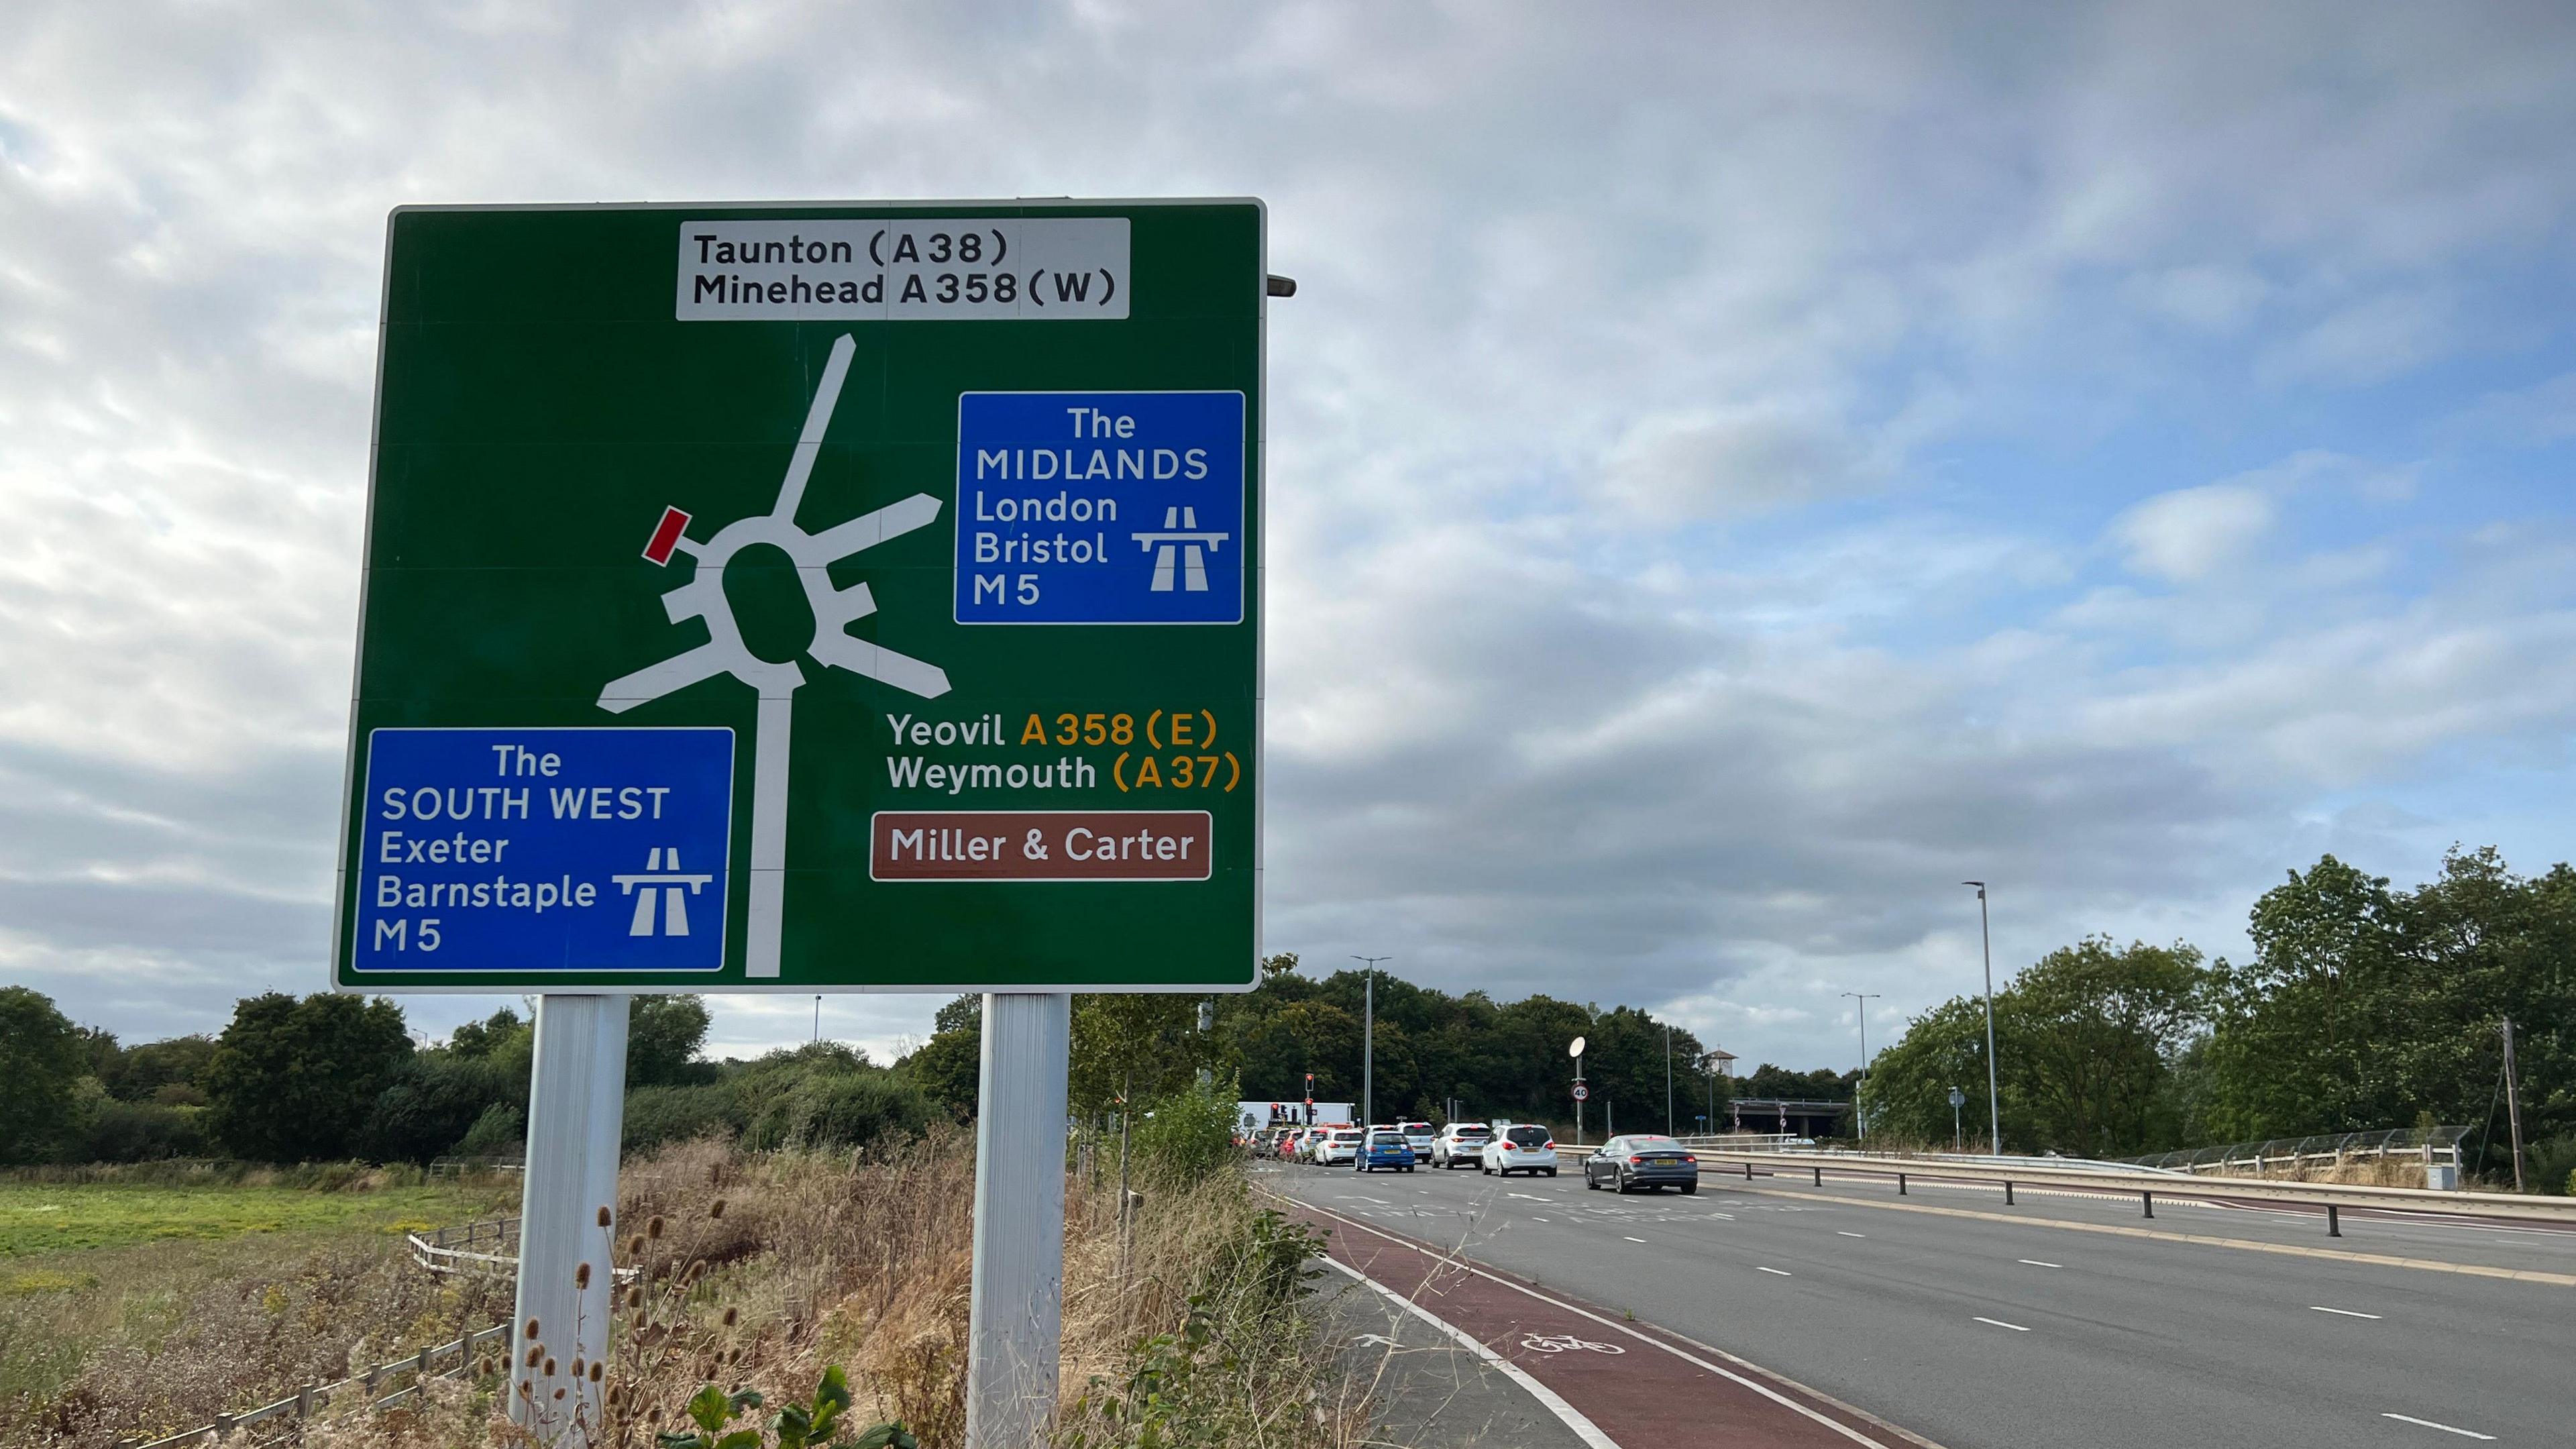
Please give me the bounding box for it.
[676,217,1130,321]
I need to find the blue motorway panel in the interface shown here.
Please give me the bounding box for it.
[347,727,734,973]
[953,390,1247,624]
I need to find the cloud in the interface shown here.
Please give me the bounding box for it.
[2,3,2575,1075]
[2110,486,2275,583]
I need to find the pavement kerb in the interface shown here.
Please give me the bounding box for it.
[1286,1195,1953,1449]
[1319,1256,1621,1449]
[1716,1182,2576,1287]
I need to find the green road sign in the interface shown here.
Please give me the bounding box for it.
[333,201,1265,993]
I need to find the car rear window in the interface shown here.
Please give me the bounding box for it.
[1633,1136,1681,1148]
[1332,1129,1361,1141]
[1506,1126,1550,1146]
[1452,1126,1491,1137]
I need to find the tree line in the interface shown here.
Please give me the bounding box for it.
[897,953,1851,1134]
[0,988,933,1166]
[1860,849,2575,1189]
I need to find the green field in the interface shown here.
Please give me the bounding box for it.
[0,1182,484,1267]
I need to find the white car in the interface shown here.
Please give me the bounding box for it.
[1312,1127,1364,1165]
[1479,1123,1560,1177]
[1430,1122,1493,1169]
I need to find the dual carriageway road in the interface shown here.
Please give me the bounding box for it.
[1264,1155,2573,1448]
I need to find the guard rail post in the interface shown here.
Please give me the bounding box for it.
[1897,1171,1907,1196]
[2004,1179,2014,1205]
[1812,1165,1821,1186]
[2142,1190,2154,1219]
[2328,1203,2341,1238]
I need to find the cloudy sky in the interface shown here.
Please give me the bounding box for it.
[4,3,2573,1072]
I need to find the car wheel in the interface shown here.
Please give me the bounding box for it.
[1585,1172,1599,1190]
[1547,1169,1558,1177]
[1680,1183,1698,1195]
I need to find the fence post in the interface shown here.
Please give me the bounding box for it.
[213,1413,233,1440]
[297,1383,314,1418]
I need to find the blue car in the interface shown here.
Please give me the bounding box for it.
[1358,1129,1417,1173]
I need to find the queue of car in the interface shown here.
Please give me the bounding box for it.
[1258,1118,1580,1178]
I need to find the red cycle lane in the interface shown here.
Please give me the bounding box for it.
[1289,1200,1939,1449]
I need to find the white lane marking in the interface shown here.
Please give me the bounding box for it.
[1756,1266,1793,1277]
[2310,1305,2383,1320]
[1297,1204,1896,1448]
[1837,1231,1866,1238]
[1973,1317,2028,1332]
[1319,1258,1623,1449]
[2017,1259,2061,1269]
[2381,1412,2494,1440]
[1509,1192,1551,1201]
[1532,1217,1550,1223]
[1625,1236,1650,1243]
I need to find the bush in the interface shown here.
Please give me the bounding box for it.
[2525,1132,2576,1196]
[743,1068,930,1152]
[358,1051,517,1163]
[453,1101,525,1157]
[1130,1077,1241,1185]
[625,1083,739,1153]
[79,1098,209,1163]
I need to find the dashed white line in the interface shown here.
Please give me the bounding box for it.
[2017,1259,2061,1269]
[1624,1236,1649,1243]
[1756,1266,1793,1277]
[1972,1317,2028,1332]
[2310,1305,2383,1320]
[1836,1231,1866,1238]
[2381,1412,2494,1440]
[1532,1217,1550,1223]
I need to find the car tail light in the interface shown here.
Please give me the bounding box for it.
[1627,1155,1646,1165]
[1542,1142,1556,1150]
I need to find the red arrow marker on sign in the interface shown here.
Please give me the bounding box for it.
[642,506,692,566]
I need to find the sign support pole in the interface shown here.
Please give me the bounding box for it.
[511,994,629,1445]
[965,992,1071,1449]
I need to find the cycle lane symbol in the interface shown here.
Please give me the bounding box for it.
[1519,1334,1625,1355]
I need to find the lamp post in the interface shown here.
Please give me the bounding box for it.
[1840,991,1880,1142]
[1352,956,1391,1136]
[1664,1021,1674,1134]
[1964,883,2002,1153]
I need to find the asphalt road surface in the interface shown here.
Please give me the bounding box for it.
[1265,1158,2575,1449]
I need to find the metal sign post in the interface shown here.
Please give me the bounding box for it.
[509,994,629,1439]
[334,201,1265,1448]
[966,993,1071,1445]
[1569,1036,1587,1146]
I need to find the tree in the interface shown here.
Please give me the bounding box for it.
[0,987,85,1164]
[902,994,982,1118]
[2004,939,2208,1155]
[109,1034,218,1103]
[1866,938,2208,1155]
[2194,850,2576,1155]
[629,995,713,1087]
[203,993,413,1162]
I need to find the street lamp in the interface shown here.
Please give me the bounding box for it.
[1663,1020,1674,1134]
[1964,883,2002,1153]
[1840,991,1881,1142]
[1352,956,1391,1134]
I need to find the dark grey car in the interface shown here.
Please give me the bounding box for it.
[1582,1134,1699,1194]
